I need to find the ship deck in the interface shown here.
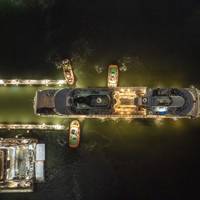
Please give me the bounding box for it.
[113,87,147,115]
[34,87,200,119]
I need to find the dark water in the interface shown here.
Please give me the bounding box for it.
[0,1,200,200]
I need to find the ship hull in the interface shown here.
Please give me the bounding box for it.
[34,87,200,119]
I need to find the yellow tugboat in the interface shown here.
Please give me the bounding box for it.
[68,120,80,148]
[107,64,119,87]
[62,59,75,86]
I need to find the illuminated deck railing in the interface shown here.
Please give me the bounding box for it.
[0,79,66,86]
[0,124,65,130]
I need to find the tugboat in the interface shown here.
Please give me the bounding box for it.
[68,120,80,148]
[107,64,119,87]
[62,59,75,86]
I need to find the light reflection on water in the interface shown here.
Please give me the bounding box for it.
[0,57,200,200]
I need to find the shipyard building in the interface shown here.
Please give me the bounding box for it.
[0,138,45,193]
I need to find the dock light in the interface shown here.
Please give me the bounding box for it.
[15,80,19,86]
[0,80,4,85]
[11,80,17,85]
[10,79,19,85]
[42,80,49,86]
[24,80,31,85]
[54,124,62,130]
[27,125,33,129]
[57,80,65,86]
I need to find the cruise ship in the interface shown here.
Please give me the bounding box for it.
[0,138,45,193]
[34,87,200,119]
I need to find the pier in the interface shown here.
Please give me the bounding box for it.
[0,124,65,130]
[0,79,66,86]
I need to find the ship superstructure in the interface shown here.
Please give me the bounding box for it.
[34,87,200,119]
[0,138,45,193]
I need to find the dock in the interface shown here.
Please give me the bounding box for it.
[0,79,66,86]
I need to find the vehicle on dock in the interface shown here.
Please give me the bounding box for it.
[68,120,80,148]
[62,59,75,86]
[107,64,119,87]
